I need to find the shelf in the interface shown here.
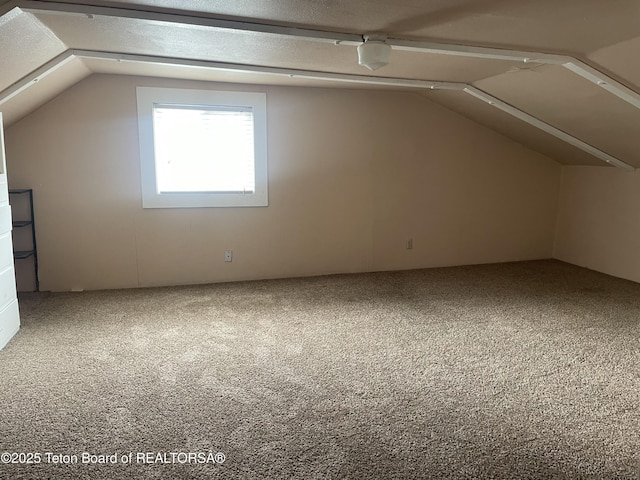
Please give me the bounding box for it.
[12,220,32,228]
[9,189,38,291]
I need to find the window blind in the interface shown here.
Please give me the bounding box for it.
[152,104,255,194]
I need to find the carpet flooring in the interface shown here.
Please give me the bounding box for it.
[0,259,639,479]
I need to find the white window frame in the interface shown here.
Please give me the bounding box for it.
[136,86,268,208]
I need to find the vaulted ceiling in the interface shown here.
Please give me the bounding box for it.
[2,0,640,170]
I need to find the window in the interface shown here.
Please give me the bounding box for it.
[136,87,268,208]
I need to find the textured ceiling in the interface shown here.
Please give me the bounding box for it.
[30,10,525,81]
[0,8,66,92]
[25,0,640,54]
[1,0,640,170]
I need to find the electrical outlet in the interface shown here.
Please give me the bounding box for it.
[224,250,233,262]
[406,238,413,250]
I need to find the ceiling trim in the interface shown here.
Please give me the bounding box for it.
[562,61,640,110]
[387,40,569,64]
[464,87,635,171]
[9,48,631,171]
[0,50,76,107]
[74,49,466,90]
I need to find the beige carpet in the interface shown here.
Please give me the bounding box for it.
[0,260,639,479]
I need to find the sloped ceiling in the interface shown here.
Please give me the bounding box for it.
[1,0,640,170]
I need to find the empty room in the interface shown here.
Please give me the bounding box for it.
[1,1,639,478]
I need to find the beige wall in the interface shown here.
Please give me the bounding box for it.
[6,74,560,291]
[554,166,640,283]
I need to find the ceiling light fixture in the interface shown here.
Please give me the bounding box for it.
[357,36,391,71]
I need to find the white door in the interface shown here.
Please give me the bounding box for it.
[0,112,20,350]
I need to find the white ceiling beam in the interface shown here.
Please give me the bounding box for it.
[76,50,635,171]
[0,50,76,106]
[72,49,465,91]
[387,39,570,64]
[562,60,640,110]
[463,86,635,171]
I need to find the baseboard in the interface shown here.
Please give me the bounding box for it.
[0,299,20,350]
